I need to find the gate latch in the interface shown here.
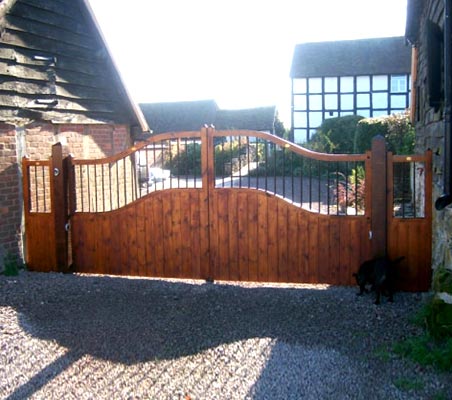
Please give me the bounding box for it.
[368,230,373,240]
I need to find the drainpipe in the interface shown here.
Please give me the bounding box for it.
[436,0,452,209]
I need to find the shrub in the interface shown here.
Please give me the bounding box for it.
[393,296,452,372]
[1,252,24,276]
[308,115,364,154]
[354,112,415,154]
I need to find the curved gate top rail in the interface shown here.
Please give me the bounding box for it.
[22,128,432,291]
[67,128,370,217]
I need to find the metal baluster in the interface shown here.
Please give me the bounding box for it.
[42,165,47,212]
[309,158,313,210]
[247,136,251,189]
[101,164,105,212]
[273,143,277,195]
[327,162,331,215]
[318,160,321,213]
[413,162,417,218]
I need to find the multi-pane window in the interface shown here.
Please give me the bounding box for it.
[292,73,411,144]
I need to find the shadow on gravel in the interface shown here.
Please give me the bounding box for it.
[1,272,423,399]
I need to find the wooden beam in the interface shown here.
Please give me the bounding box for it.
[370,135,387,257]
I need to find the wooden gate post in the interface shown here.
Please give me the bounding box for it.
[370,135,387,257]
[51,143,69,272]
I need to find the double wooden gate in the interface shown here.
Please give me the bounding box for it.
[22,128,432,291]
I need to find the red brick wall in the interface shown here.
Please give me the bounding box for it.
[0,123,22,265]
[0,122,132,269]
[25,123,131,160]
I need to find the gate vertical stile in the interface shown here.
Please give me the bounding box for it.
[50,143,69,272]
[370,136,387,258]
[200,126,214,280]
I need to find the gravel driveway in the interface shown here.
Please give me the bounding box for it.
[1,272,451,400]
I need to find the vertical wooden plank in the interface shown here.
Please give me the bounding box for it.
[144,196,156,276]
[329,218,341,285]
[209,191,220,278]
[237,191,249,281]
[287,206,299,282]
[298,211,309,283]
[247,192,259,281]
[277,202,288,282]
[267,197,279,282]
[228,190,239,281]
[117,211,129,275]
[136,201,147,276]
[307,213,319,283]
[199,187,211,280]
[339,219,352,285]
[85,215,97,273]
[179,190,192,278]
[97,214,111,275]
[216,190,230,280]
[128,205,139,276]
[152,194,165,277]
[257,193,269,282]
[171,191,182,277]
[317,216,330,284]
[162,191,174,276]
[109,212,122,275]
[189,190,202,278]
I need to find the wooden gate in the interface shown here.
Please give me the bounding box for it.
[22,128,432,290]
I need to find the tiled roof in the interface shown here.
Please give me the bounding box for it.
[290,36,412,78]
[140,101,276,134]
[140,100,219,134]
[215,107,276,132]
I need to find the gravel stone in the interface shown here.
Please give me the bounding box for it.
[1,271,451,399]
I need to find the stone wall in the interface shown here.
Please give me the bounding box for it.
[0,123,131,270]
[412,1,452,273]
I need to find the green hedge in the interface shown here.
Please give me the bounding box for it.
[308,112,415,155]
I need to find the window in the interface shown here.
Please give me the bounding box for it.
[340,76,354,92]
[309,95,323,110]
[390,75,407,93]
[293,95,307,110]
[372,92,388,109]
[293,78,307,93]
[294,112,307,127]
[325,94,338,110]
[390,94,407,109]
[357,93,370,108]
[309,111,323,127]
[308,78,322,93]
[358,109,371,118]
[294,129,308,144]
[340,94,354,110]
[372,75,388,91]
[324,77,338,92]
[356,76,370,92]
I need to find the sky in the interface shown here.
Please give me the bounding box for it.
[88,0,408,127]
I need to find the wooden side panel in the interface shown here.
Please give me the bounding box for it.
[24,213,57,271]
[388,219,432,291]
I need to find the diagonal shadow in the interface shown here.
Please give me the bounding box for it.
[4,350,83,400]
[0,273,421,398]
